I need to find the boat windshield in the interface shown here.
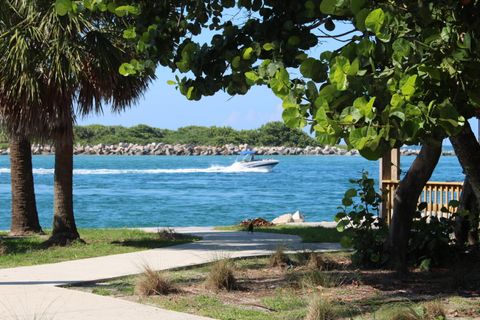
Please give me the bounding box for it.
[241,154,255,162]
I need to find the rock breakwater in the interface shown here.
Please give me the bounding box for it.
[0,143,455,156]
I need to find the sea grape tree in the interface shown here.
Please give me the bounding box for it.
[60,0,480,269]
[61,1,479,158]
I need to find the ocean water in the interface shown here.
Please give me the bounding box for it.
[0,154,465,229]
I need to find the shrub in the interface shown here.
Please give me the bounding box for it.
[375,305,423,320]
[306,253,339,271]
[135,266,174,296]
[305,296,338,320]
[269,247,291,267]
[294,250,311,265]
[335,171,388,267]
[156,228,188,241]
[423,300,447,320]
[205,259,236,291]
[409,205,457,269]
[388,307,422,320]
[0,241,7,256]
[337,172,461,269]
[306,253,325,269]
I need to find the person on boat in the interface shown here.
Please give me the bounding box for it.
[241,150,255,162]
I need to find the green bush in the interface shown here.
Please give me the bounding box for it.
[409,203,457,269]
[72,122,320,147]
[336,172,460,269]
[335,171,388,267]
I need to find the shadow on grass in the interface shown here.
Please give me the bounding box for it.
[111,238,195,249]
[250,226,350,243]
[1,236,50,254]
[0,232,198,255]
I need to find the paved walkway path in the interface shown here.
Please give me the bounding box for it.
[0,227,340,320]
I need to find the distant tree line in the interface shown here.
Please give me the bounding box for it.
[72,122,320,148]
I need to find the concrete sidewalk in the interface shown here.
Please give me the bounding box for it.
[0,228,340,320]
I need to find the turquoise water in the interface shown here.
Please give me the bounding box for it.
[0,155,464,229]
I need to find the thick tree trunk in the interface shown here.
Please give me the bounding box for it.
[450,122,480,201]
[388,143,442,273]
[47,127,81,246]
[455,178,472,245]
[450,122,480,246]
[455,177,479,246]
[9,136,43,235]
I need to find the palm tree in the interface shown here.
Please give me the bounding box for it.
[0,0,153,244]
[8,135,42,235]
[0,1,44,235]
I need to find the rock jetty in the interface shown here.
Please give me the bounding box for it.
[0,143,455,156]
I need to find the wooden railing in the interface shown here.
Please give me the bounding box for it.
[381,180,463,224]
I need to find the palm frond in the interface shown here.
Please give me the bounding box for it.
[0,0,153,140]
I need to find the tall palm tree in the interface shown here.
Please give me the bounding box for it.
[0,0,153,244]
[8,135,42,235]
[0,0,44,235]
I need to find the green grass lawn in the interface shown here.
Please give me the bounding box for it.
[0,229,198,269]
[216,225,347,243]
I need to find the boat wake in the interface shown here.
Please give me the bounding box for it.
[0,163,270,175]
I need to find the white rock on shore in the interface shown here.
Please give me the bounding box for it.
[271,211,305,225]
[272,213,294,224]
[292,211,305,223]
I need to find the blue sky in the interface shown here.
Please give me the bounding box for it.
[78,71,283,130]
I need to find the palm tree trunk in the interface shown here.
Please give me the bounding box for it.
[9,135,43,235]
[388,143,442,273]
[48,127,81,245]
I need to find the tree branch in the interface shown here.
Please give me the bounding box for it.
[317,28,357,41]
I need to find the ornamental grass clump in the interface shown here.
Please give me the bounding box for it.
[269,246,291,267]
[135,266,175,296]
[205,258,236,291]
[377,306,423,320]
[307,253,341,271]
[306,253,326,269]
[0,241,7,256]
[390,308,422,320]
[295,250,311,265]
[305,253,336,270]
[305,296,338,320]
[423,300,447,320]
[156,228,179,241]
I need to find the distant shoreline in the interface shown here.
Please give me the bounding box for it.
[0,143,456,157]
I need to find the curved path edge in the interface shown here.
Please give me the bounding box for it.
[0,227,341,320]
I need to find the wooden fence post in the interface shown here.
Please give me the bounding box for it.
[379,148,400,221]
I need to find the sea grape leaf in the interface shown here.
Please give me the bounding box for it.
[283,107,305,128]
[400,75,418,98]
[329,56,350,91]
[55,0,72,16]
[365,8,385,35]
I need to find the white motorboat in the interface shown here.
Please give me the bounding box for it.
[234,150,279,171]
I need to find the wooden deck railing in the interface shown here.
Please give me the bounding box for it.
[381,180,463,224]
